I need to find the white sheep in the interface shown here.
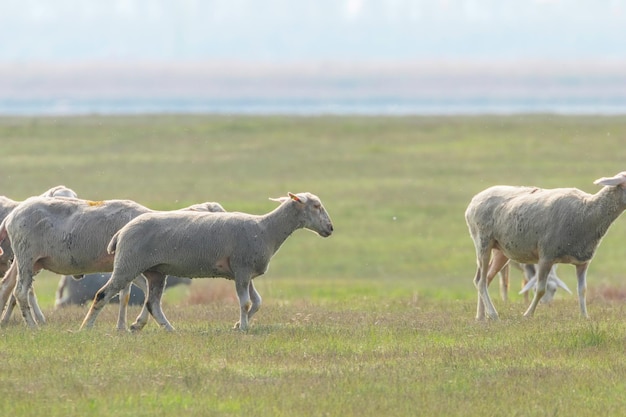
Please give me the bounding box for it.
[465,172,626,321]
[0,186,78,323]
[516,263,572,303]
[80,192,334,332]
[0,186,77,275]
[0,196,224,328]
[490,261,571,303]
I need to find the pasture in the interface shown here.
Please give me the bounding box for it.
[1,115,626,416]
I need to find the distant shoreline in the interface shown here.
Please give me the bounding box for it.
[3,61,626,115]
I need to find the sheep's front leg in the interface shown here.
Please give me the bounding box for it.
[0,262,18,314]
[234,278,252,331]
[476,251,499,320]
[247,281,262,321]
[14,266,38,328]
[575,263,589,319]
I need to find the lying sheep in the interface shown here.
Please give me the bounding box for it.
[0,186,78,323]
[0,196,224,328]
[490,261,571,303]
[80,192,333,332]
[55,273,191,308]
[465,172,626,320]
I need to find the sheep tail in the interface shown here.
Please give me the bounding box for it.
[0,218,7,253]
[107,231,120,255]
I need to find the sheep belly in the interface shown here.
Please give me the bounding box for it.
[151,256,234,280]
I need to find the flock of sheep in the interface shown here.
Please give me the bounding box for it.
[0,189,332,331]
[0,170,625,331]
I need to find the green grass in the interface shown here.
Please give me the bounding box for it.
[1,114,626,416]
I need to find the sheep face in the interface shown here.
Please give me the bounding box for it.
[290,192,334,238]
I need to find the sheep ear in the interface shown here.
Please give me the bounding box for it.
[288,192,307,204]
[554,277,573,294]
[594,172,626,187]
[519,276,537,294]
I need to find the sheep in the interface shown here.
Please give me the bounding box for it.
[0,186,77,275]
[55,273,191,308]
[465,172,626,321]
[516,263,572,303]
[490,261,571,303]
[0,196,20,275]
[80,192,334,332]
[0,196,225,328]
[0,186,78,323]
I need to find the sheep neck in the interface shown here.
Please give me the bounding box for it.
[259,202,304,253]
[585,186,626,236]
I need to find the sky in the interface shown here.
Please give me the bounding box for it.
[2,0,626,63]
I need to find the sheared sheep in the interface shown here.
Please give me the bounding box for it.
[0,196,224,328]
[80,192,333,332]
[0,186,77,275]
[465,172,626,321]
[0,186,78,323]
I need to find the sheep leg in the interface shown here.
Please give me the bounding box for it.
[80,272,134,330]
[116,282,132,331]
[234,277,253,330]
[14,264,38,328]
[475,249,500,321]
[29,287,46,324]
[485,250,509,302]
[575,263,590,318]
[523,262,552,317]
[498,264,510,302]
[0,294,16,325]
[473,266,486,320]
[520,264,537,304]
[131,271,174,332]
[247,281,262,321]
[0,261,18,314]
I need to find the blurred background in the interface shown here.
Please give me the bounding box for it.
[1,0,626,115]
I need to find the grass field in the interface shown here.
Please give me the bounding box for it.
[1,115,626,416]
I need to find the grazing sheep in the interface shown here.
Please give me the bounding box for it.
[0,196,224,328]
[80,192,333,332]
[465,172,626,321]
[490,261,571,303]
[516,263,572,303]
[0,186,78,323]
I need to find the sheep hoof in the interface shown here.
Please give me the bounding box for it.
[232,321,248,332]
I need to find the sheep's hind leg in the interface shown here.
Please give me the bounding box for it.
[116,282,133,331]
[80,273,133,330]
[131,271,173,332]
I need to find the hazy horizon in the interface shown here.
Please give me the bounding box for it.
[3,1,626,115]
